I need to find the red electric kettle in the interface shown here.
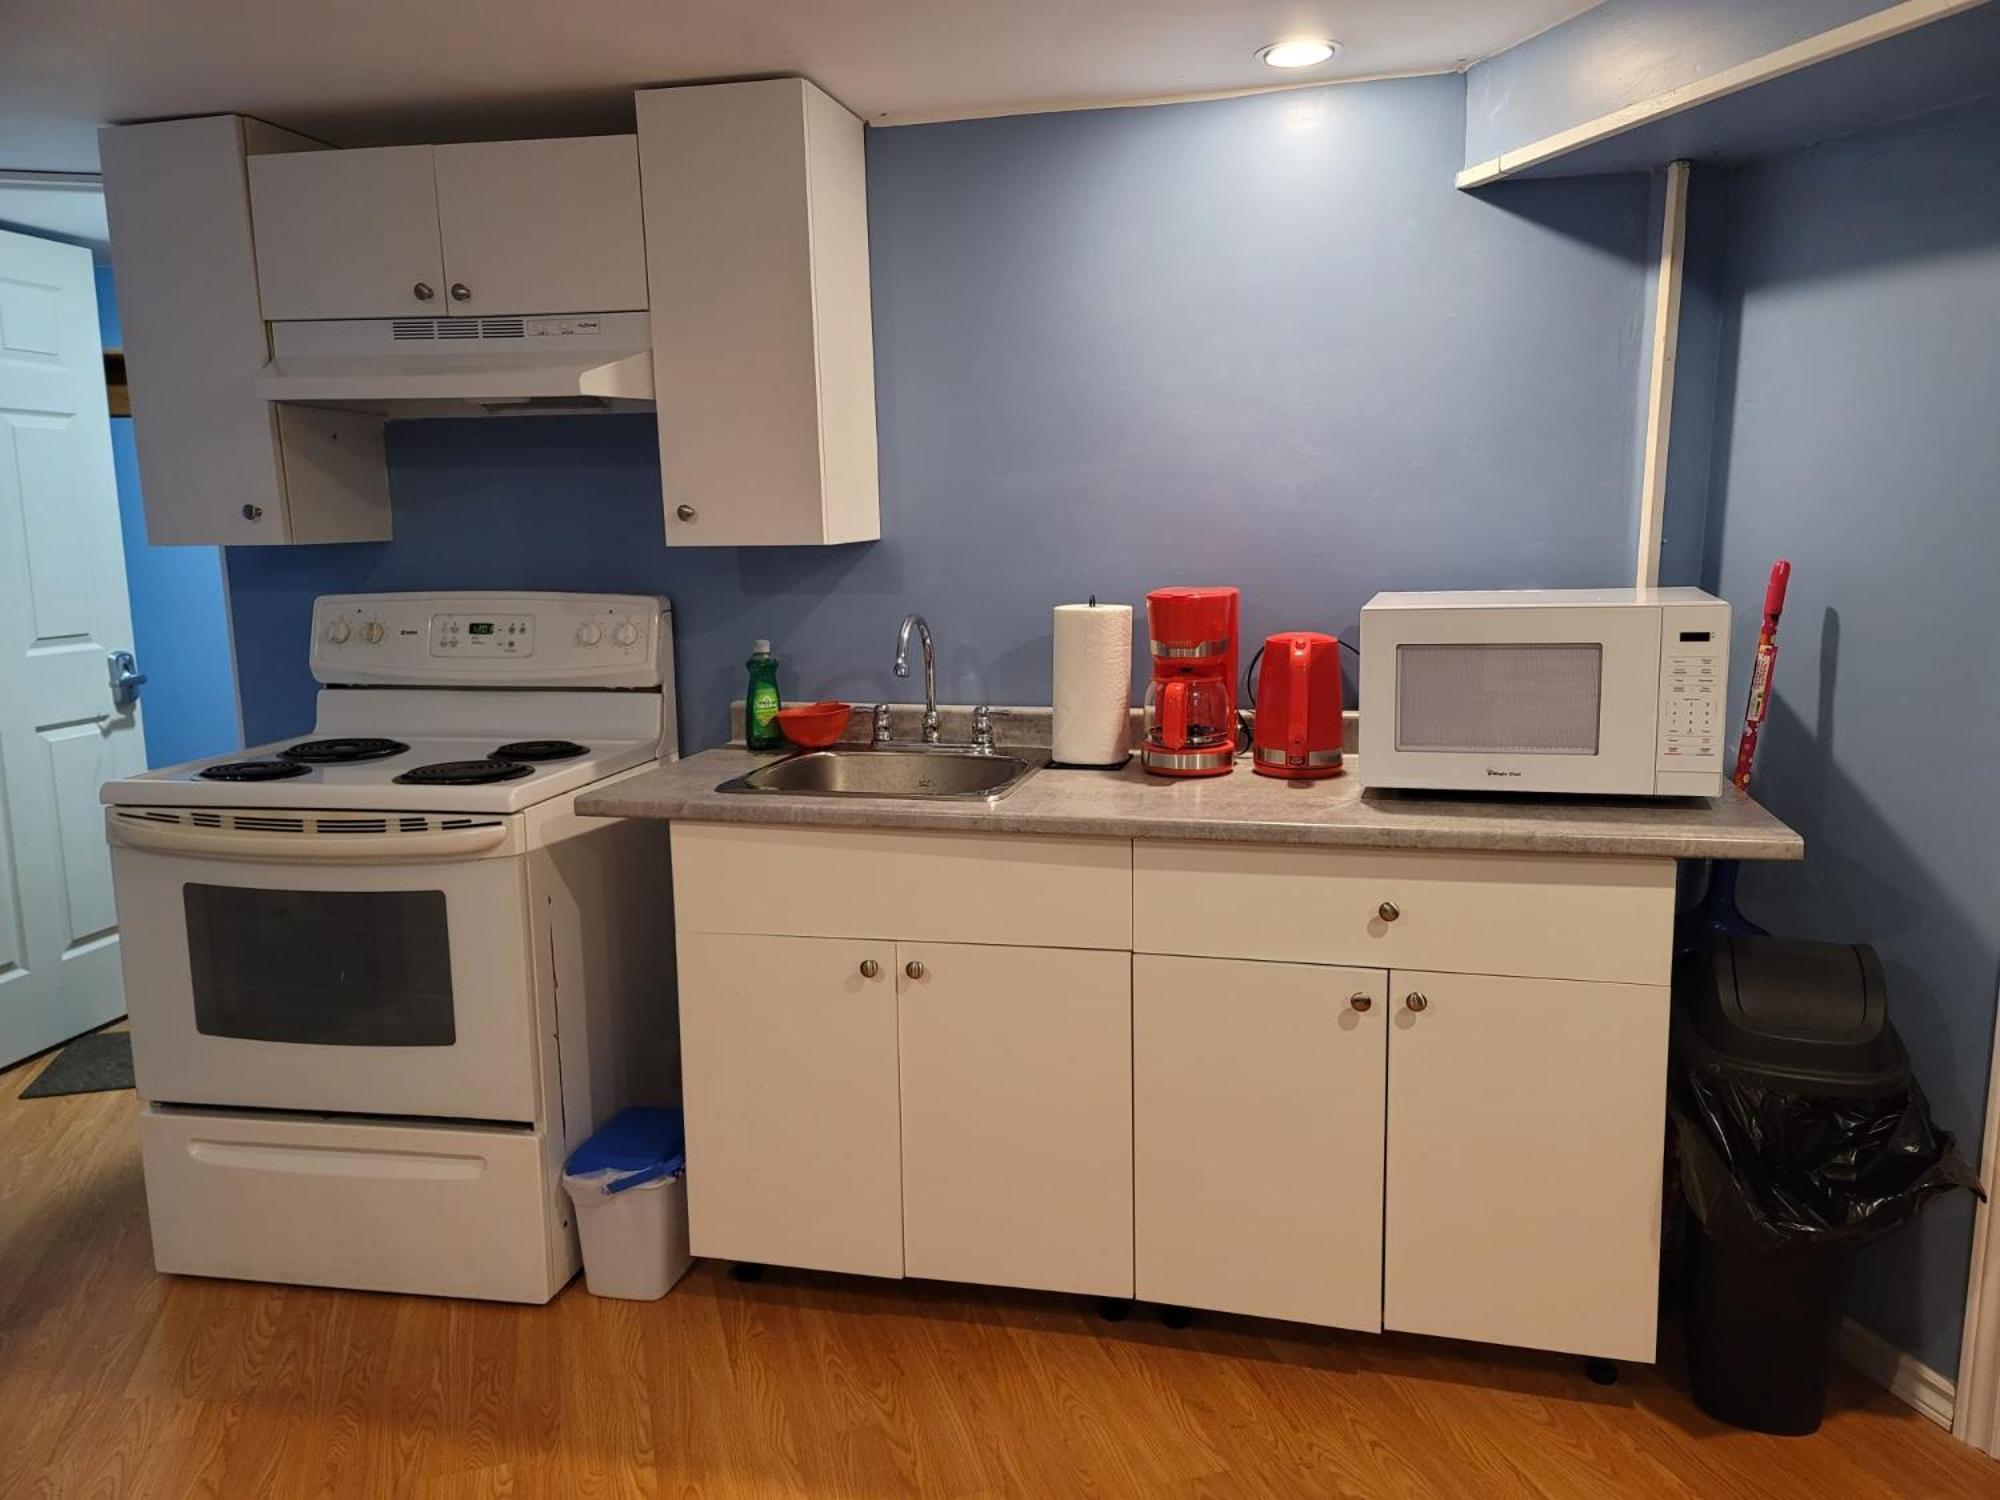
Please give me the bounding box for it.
[1251,632,1344,779]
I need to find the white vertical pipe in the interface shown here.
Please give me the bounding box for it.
[1635,159,1690,590]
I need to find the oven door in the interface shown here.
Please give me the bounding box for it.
[107,810,541,1123]
[1359,605,1664,794]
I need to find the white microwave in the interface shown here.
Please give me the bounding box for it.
[1358,588,1731,797]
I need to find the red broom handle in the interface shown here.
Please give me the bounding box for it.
[1732,560,1791,791]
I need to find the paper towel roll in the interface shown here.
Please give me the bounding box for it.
[1052,603,1134,766]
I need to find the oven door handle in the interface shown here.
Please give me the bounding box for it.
[108,817,511,862]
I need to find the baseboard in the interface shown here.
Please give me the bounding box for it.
[1840,1317,1956,1428]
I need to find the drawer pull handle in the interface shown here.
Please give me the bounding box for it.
[1349,993,1373,1013]
[858,959,880,979]
[1405,991,1429,1014]
[675,504,698,523]
[1378,900,1400,923]
[905,960,926,980]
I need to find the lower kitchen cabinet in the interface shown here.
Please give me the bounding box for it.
[676,932,904,1278]
[1135,955,1387,1330]
[1382,970,1672,1362]
[898,942,1133,1297]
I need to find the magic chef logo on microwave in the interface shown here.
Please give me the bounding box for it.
[1485,767,1523,777]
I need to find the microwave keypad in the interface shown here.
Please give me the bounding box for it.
[1661,654,1721,759]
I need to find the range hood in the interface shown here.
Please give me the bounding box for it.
[255,312,654,417]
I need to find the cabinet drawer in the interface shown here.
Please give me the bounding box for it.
[1133,842,1673,984]
[672,823,1130,950]
[139,1106,568,1302]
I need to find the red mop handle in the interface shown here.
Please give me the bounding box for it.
[1731,560,1791,791]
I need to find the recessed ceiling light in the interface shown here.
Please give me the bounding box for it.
[1259,38,1340,70]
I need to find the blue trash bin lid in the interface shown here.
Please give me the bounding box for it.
[565,1106,686,1193]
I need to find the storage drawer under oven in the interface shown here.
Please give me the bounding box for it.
[139,1105,574,1302]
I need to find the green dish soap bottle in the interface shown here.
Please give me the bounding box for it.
[746,639,784,751]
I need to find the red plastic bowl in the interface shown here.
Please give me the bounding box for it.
[774,701,851,748]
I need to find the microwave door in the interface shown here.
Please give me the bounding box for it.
[108,829,540,1123]
[1364,606,1662,794]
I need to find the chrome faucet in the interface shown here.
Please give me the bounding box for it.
[894,613,941,744]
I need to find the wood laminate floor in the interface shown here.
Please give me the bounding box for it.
[3,1042,1995,1499]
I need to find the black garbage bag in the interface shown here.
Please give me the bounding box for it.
[1673,1068,1983,1252]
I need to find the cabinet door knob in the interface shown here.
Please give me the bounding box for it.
[450,282,472,302]
[413,282,435,301]
[675,504,698,523]
[241,503,264,521]
[905,960,926,980]
[1349,992,1373,1013]
[1378,900,1401,923]
[858,959,880,979]
[1405,991,1429,1013]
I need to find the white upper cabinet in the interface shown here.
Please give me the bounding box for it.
[431,137,648,315]
[99,117,391,545]
[248,136,647,321]
[249,146,447,321]
[638,79,881,547]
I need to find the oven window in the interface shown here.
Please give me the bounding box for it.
[1396,643,1603,755]
[183,885,456,1046]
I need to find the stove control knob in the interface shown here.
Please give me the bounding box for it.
[326,619,352,644]
[612,620,640,647]
[361,621,385,645]
[575,622,603,647]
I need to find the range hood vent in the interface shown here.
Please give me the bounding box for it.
[257,312,653,416]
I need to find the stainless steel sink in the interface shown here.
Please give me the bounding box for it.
[717,747,1045,802]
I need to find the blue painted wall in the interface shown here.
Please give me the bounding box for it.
[95,266,240,768]
[1465,0,1900,166]
[1699,95,2000,1377]
[226,75,1655,751]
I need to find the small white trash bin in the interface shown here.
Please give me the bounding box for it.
[562,1107,692,1301]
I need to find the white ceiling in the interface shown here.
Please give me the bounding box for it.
[1,0,1598,174]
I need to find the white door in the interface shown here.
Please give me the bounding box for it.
[431,137,648,315]
[247,145,446,321]
[1135,955,1386,1331]
[898,942,1133,1297]
[1383,970,1671,1362]
[676,931,904,1278]
[0,229,145,1065]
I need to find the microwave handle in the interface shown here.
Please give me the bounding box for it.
[107,816,509,863]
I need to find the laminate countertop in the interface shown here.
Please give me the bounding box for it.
[580,748,1804,861]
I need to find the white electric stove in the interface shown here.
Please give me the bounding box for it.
[100,592,680,1303]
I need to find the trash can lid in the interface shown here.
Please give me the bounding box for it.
[1673,933,1910,1097]
[566,1107,686,1192]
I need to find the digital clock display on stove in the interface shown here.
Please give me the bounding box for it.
[468,622,495,635]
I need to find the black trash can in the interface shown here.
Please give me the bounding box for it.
[1671,933,1979,1436]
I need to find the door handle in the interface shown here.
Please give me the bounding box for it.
[108,650,146,711]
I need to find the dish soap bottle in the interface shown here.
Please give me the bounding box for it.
[746,640,784,751]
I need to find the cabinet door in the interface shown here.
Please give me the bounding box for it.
[1384,971,1670,1361]
[1135,956,1385,1331]
[432,136,648,315]
[898,943,1132,1297]
[638,79,880,546]
[248,145,445,320]
[677,932,903,1278]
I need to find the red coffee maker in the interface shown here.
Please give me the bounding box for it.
[1252,631,1345,779]
[1141,587,1240,777]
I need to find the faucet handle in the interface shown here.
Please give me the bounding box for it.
[971,705,995,750]
[871,702,893,745]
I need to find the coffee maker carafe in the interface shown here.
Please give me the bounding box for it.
[1141,587,1240,777]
